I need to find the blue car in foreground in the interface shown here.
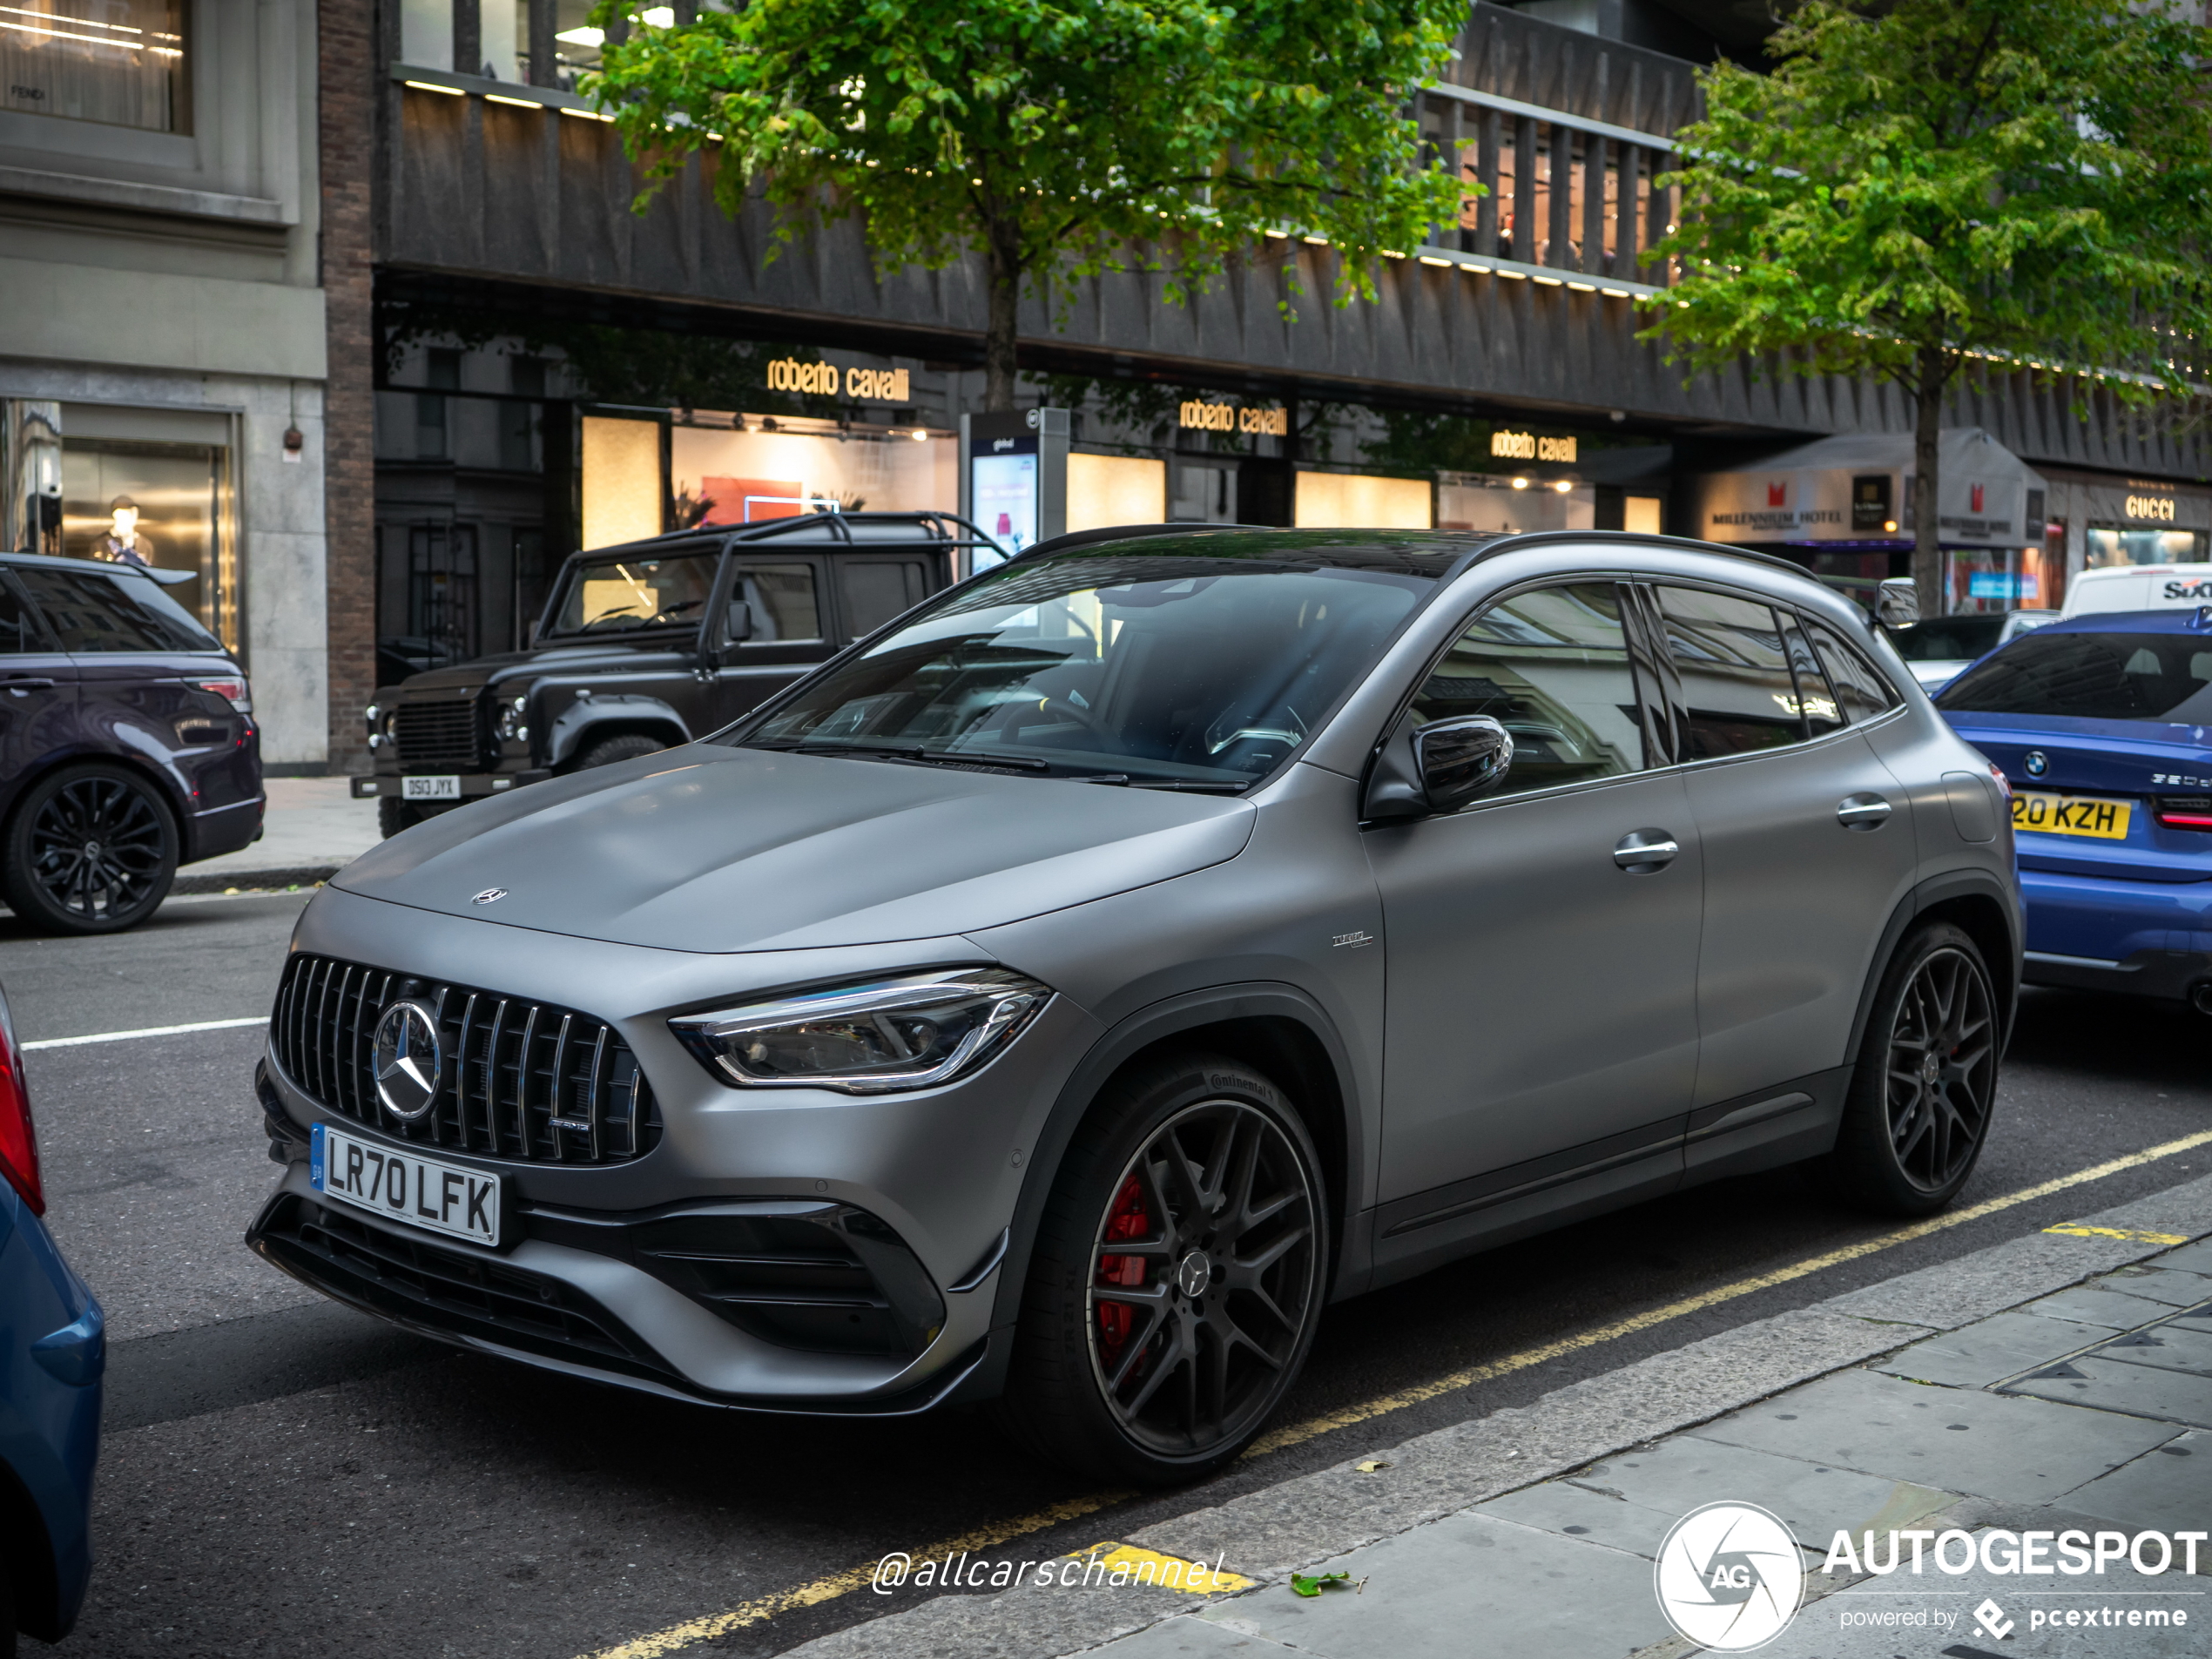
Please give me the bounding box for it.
[0,987,102,1655]
[1938,608,2212,1010]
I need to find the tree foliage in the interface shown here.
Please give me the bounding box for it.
[1645,0,2212,610]
[585,0,1469,408]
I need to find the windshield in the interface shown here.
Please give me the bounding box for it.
[549,549,718,635]
[731,552,1431,786]
[1938,631,2212,723]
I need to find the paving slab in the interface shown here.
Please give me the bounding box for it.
[1184,1513,1670,1659]
[1689,1368,2182,1505]
[2019,1283,2183,1332]
[1764,1548,2209,1657]
[1481,1438,1952,1564]
[2056,1428,2212,1537]
[2087,1321,2212,1379]
[2154,1238,2212,1277]
[1089,1618,1298,1658]
[2002,1352,2212,1431]
[1873,1311,2114,1388]
[2098,1264,2212,1307]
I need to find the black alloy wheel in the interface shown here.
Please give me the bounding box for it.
[3,763,178,935]
[1824,921,2000,1214]
[1005,1054,1325,1484]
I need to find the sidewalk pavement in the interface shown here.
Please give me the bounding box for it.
[790,1176,2212,1659]
[175,775,380,893]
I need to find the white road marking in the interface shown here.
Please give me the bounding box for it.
[24,1016,266,1050]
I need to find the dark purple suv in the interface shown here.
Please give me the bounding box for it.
[0,553,261,934]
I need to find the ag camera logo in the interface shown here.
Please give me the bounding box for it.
[1655,1502,1804,1651]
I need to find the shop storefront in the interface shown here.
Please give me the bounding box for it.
[552,338,1674,563]
[1689,428,2059,615]
[2039,469,2212,582]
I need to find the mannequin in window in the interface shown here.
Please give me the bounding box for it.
[98,496,157,569]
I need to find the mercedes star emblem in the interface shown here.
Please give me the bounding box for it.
[372,1000,443,1122]
[2024,750,2048,778]
[471,887,508,905]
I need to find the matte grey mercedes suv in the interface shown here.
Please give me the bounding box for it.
[247,528,2020,1484]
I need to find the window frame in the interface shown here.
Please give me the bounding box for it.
[1372,571,1669,818]
[1629,577,1904,775]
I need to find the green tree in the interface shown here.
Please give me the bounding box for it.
[585,0,1469,409]
[1645,0,2212,613]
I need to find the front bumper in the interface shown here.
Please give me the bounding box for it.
[247,884,1102,1411]
[352,771,550,800]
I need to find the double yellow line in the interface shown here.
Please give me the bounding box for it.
[583,1127,2212,1659]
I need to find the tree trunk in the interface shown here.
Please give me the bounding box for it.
[983,229,1022,412]
[1912,346,1946,620]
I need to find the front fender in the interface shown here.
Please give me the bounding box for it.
[543,696,692,768]
[948,981,1366,1406]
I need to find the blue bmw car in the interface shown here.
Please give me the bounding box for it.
[1938,608,2212,1010]
[0,985,102,1655]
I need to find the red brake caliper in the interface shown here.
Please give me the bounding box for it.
[1096,1172,1150,1359]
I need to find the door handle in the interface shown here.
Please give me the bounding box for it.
[1837,793,1893,830]
[0,678,54,692]
[1613,829,1680,873]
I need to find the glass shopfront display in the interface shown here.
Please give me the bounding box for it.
[2087,525,2209,569]
[59,436,235,648]
[671,417,957,529]
[1,0,188,130]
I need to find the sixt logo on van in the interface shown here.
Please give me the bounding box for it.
[2161,578,2212,600]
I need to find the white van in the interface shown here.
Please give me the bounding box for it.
[2060,563,2212,617]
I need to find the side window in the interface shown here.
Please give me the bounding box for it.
[1804,618,1898,724]
[730,563,822,644]
[0,579,51,654]
[1656,586,1804,757]
[11,566,219,652]
[837,559,927,639]
[1779,615,1846,738]
[1407,582,1649,799]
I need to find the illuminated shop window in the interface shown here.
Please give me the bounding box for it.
[1,0,188,132]
[59,437,236,650]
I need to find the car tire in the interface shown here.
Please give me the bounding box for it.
[1821,921,2001,1215]
[577,733,665,770]
[1001,1053,1328,1485]
[2,762,178,935]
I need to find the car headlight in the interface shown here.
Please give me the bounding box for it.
[670,968,1050,1094]
[496,694,529,742]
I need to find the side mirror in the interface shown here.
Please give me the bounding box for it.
[1363,715,1514,821]
[725,599,753,643]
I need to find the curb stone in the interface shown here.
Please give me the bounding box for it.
[776,1170,2212,1659]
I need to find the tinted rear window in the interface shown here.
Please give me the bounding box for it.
[12,566,220,652]
[1938,631,2212,723]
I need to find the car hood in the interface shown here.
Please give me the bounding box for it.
[330,745,1258,954]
